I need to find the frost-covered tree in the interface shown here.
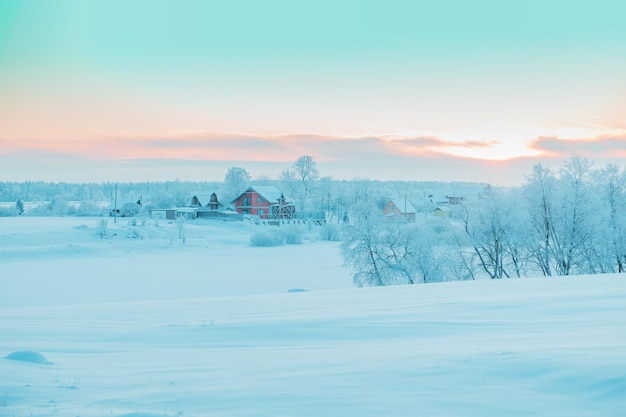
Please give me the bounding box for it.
[524,163,557,276]
[595,164,626,272]
[341,202,429,287]
[523,156,596,276]
[410,221,450,283]
[462,187,515,279]
[75,201,102,217]
[222,167,251,205]
[279,167,299,198]
[550,156,595,275]
[341,205,387,287]
[292,155,319,195]
[281,155,320,210]
[15,199,24,216]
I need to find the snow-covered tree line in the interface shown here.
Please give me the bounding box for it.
[0,156,481,217]
[3,155,624,282]
[341,156,626,286]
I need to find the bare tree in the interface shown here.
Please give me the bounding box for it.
[595,164,626,272]
[523,156,595,276]
[341,201,436,286]
[279,168,299,197]
[341,205,387,287]
[222,167,251,204]
[524,163,556,276]
[292,155,319,195]
[462,187,517,279]
[410,221,449,283]
[550,155,594,275]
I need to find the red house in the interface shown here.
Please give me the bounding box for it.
[231,186,295,220]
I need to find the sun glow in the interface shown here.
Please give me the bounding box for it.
[417,124,625,161]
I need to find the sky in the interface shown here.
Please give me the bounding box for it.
[1,0,625,185]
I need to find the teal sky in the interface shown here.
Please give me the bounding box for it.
[1,0,625,183]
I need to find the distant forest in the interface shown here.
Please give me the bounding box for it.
[0,177,485,216]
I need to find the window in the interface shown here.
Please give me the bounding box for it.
[242,197,251,206]
[258,195,265,203]
[258,209,264,216]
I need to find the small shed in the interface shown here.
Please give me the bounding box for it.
[150,209,176,220]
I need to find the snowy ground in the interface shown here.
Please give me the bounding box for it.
[1,216,625,416]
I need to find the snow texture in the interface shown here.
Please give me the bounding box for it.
[1,216,625,416]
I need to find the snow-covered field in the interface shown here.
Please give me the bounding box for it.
[1,217,625,416]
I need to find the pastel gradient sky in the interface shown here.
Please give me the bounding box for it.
[1,0,625,184]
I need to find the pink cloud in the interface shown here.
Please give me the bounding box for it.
[529,135,626,158]
[3,131,624,170]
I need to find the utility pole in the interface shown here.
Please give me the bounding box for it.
[114,182,118,224]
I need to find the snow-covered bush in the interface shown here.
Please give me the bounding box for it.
[75,201,103,216]
[250,230,285,247]
[0,206,18,217]
[127,229,143,239]
[96,219,108,238]
[282,225,305,245]
[176,217,186,243]
[318,223,341,241]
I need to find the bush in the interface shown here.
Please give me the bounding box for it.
[96,219,108,238]
[127,229,143,239]
[319,223,342,241]
[0,207,17,217]
[75,201,103,216]
[282,225,305,244]
[250,230,285,247]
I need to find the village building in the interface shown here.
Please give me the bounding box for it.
[446,195,466,205]
[383,199,417,222]
[433,206,450,217]
[108,199,142,217]
[231,186,295,220]
[151,192,237,220]
[190,192,225,218]
[149,208,176,220]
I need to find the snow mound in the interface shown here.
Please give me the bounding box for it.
[117,414,166,417]
[287,288,309,293]
[5,350,50,364]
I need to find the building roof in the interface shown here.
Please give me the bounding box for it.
[190,193,216,206]
[232,186,285,204]
[107,199,141,210]
[389,199,417,214]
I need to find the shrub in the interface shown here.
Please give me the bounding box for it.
[96,219,108,238]
[250,230,284,247]
[127,229,143,239]
[0,207,17,217]
[319,223,341,241]
[75,201,103,216]
[282,225,305,244]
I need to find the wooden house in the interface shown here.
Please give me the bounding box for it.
[231,186,295,220]
[190,192,220,210]
[383,199,417,222]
